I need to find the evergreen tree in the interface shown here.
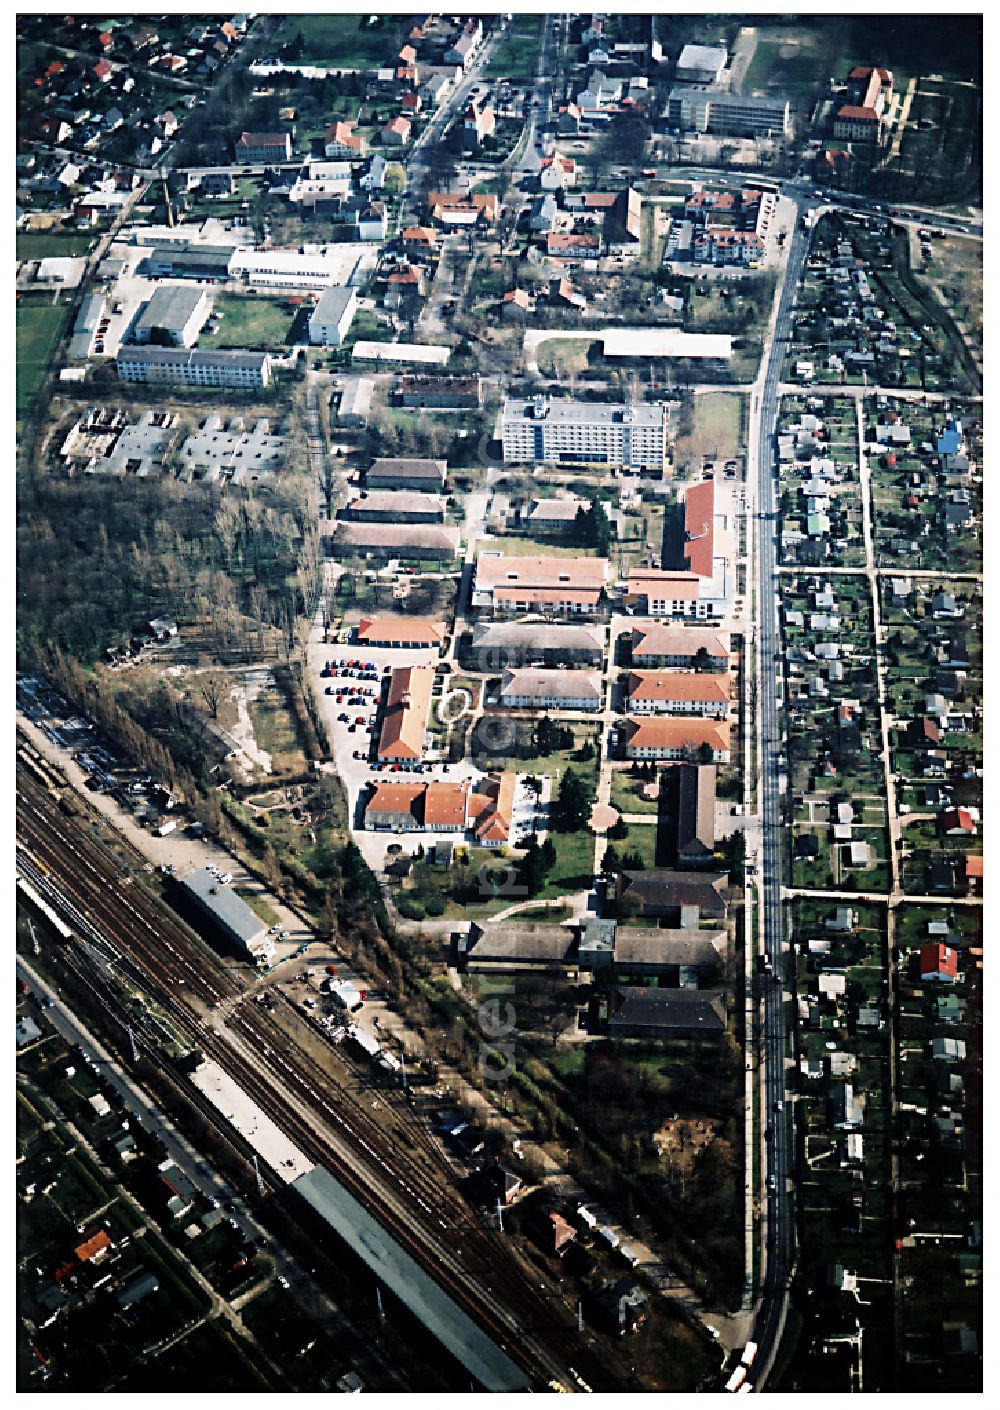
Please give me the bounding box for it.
[540,837,557,871]
[518,838,548,896]
[601,844,621,875]
[553,767,591,833]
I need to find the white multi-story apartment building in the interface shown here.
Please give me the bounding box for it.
[116,346,271,389]
[499,397,669,473]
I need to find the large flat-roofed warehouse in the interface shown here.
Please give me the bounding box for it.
[133,284,212,348]
[675,43,728,84]
[291,1166,529,1389]
[499,396,669,473]
[181,868,274,962]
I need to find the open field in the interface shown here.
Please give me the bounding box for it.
[201,296,298,350]
[674,391,744,467]
[17,296,71,424]
[915,235,981,370]
[485,13,543,81]
[535,339,598,377]
[17,230,96,262]
[271,13,405,68]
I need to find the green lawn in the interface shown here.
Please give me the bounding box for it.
[691,391,744,460]
[539,827,595,898]
[17,230,95,262]
[744,38,782,90]
[615,821,660,868]
[201,296,299,350]
[17,297,71,424]
[610,769,660,816]
[272,13,405,67]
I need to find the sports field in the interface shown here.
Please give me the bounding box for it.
[17,298,71,424]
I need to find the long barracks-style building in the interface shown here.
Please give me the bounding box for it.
[117,345,271,389]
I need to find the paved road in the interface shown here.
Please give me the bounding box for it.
[744,195,814,1389]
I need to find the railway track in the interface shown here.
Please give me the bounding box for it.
[16,766,616,1391]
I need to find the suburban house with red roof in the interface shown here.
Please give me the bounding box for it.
[919,944,960,983]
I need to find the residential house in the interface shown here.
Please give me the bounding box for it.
[548,275,587,310]
[471,552,609,616]
[324,121,365,159]
[460,923,578,974]
[530,192,559,233]
[667,763,717,865]
[539,153,577,190]
[463,100,496,148]
[630,624,730,671]
[382,115,412,146]
[342,489,445,524]
[385,263,425,311]
[625,671,730,718]
[366,457,447,492]
[331,522,460,563]
[396,375,482,409]
[469,622,604,668]
[360,154,387,192]
[501,288,531,322]
[919,944,959,982]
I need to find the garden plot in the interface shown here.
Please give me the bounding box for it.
[776,395,865,569]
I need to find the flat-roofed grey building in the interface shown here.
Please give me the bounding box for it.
[117,345,271,389]
[309,286,358,346]
[666,85,792,139]
[134,284,212,347]
[500,396,669,472]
